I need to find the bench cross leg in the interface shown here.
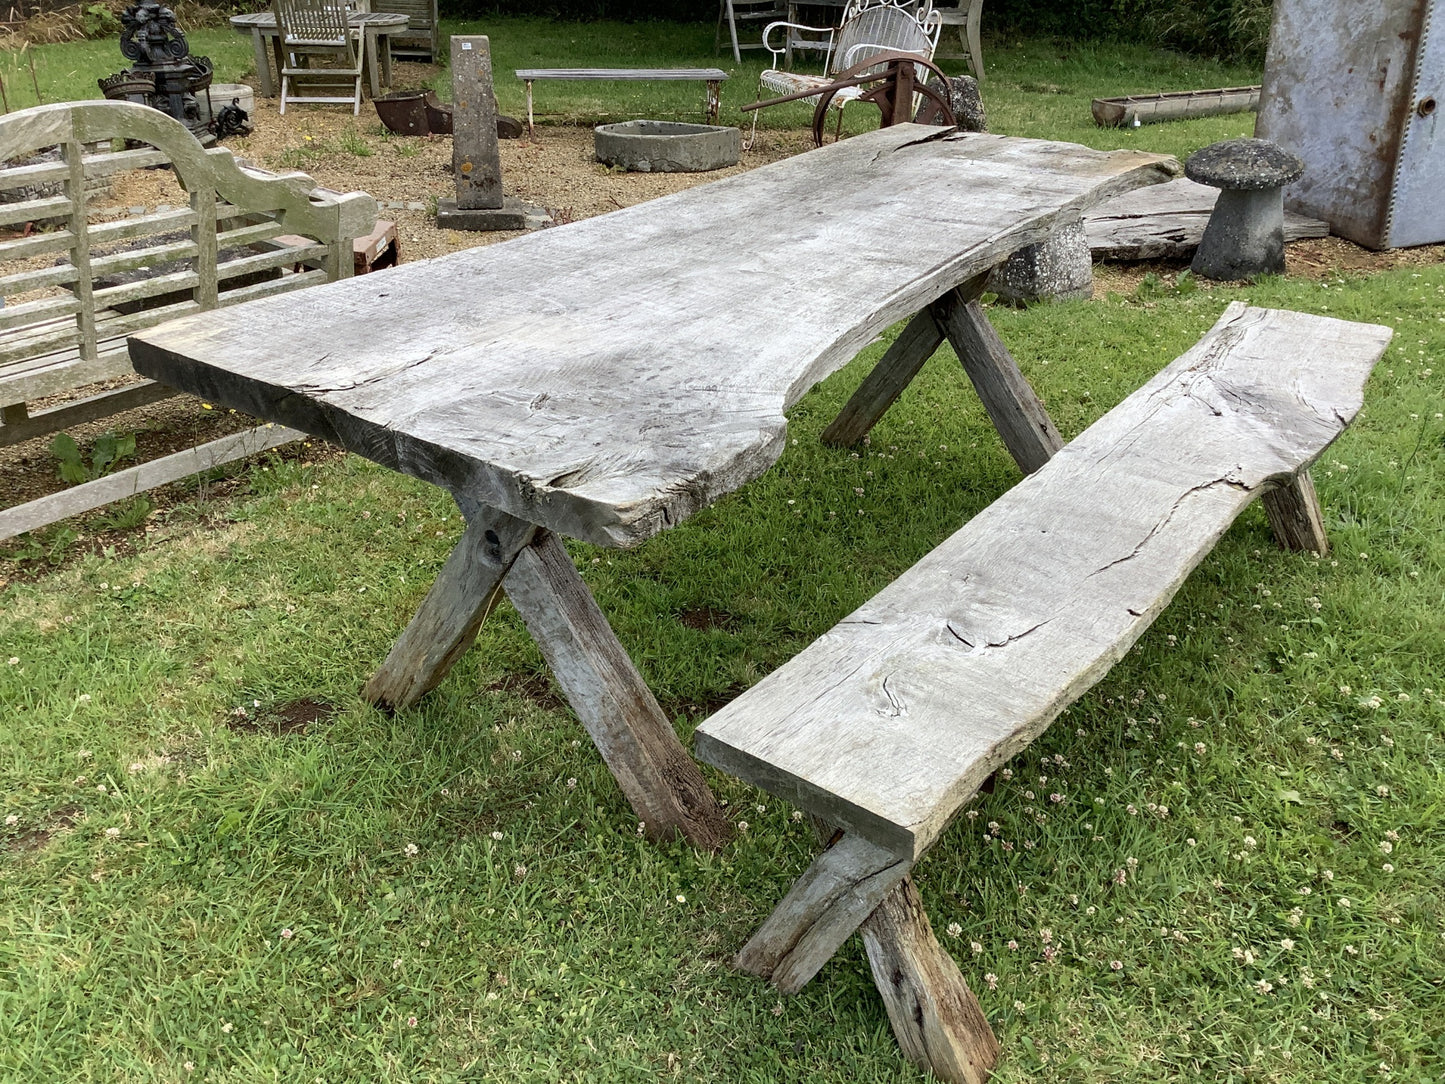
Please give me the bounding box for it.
[861,876,1001,1084]
[736,826,999,1084]
[823,272,1065,477]
[1262,469,1330,556]
[502,529,732,851]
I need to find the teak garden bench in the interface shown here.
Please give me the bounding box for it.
[695,302,1392,1083]
[0,100,376,541]
[514,68,729,134]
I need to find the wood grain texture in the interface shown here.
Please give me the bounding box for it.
[501,530,731,851]
[1261,468,1329,556]
[933,288,1063,474]
[363,503,536,711]
[860,876,1000,1084]
[735,830,911,993]
[697,303,1391,859]
[129,128,1178,549]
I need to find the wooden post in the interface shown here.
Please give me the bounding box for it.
[502,530,731,852]
[931,287,1064,474]
[860,877,1001,1084]
[450,35,504,211]
[1261,468,1330,555]
[364,504,537,711]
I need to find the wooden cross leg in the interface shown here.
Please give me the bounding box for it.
[364,498,731,852]
[735,830,999,1084]
[823,273,1063,475]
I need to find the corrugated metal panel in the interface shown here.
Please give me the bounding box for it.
[1388,2,1444,246]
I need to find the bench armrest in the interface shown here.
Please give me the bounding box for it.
[762,19,836,67]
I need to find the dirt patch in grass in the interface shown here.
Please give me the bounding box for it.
[225,697,335,735]
[4,803,80,852]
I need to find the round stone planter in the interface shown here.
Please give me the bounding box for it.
[594,120,740,173]
[200,83,255,125]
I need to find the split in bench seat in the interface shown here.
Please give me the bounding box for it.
[694,302,1392,1083]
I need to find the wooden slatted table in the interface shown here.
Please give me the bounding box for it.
[229,11,410,100]
[128,125,1178,851]
[514,67,729,134]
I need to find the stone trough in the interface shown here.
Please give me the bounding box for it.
[594,120,740,173]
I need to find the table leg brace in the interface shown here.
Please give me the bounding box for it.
[364,504,536,711]
[822,272,1064,478]
[502,530,731,852]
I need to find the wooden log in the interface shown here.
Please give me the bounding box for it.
[860,876,1000,1084]
[501,530,731,852]
[1261,468,1329,556]
[363,503,537,711]
[821,271,989,448]
[734,831,911,994]
[931,289,1063,475]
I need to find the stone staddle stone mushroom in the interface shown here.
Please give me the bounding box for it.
[1186,138,1305,280]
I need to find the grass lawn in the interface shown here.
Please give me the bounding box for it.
[2,20,1444,1084]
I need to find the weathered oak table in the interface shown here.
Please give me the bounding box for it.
[128,125,1177,851]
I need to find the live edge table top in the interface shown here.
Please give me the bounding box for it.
[129,126,1177,549]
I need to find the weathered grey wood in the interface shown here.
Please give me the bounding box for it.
[0,424,303,542]
[932,288,1063,475]
[451,37,504,211]
[822,272,993,447]
[697,304,1391,860]
[501,530,731,851]
[515,67,729,80]
[735,830,911,993]
[363,504,537,711]
[1085,177,1329,261]
[1262,468,1329,556]
[0,100,376,530]
[860,876,1000,1084]
[131,128,1178,551]
[0,380,175,447]
[823,312,944,446]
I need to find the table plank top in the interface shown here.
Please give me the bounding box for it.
[228,11,409,29]
[129,126,1177,548]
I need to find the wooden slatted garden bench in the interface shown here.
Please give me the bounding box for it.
[0,100,376,541]
[515,68,728,134]
[695,302,1392,1083]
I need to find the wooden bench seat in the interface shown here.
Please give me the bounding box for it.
[694,302,1392,1083]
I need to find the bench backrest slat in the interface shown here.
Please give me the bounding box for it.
[0,100,376,409]
[695,302,1391,860]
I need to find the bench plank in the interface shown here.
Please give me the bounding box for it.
[696,303,1391,860]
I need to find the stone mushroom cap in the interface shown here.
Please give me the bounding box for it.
[1184,138,1305,190]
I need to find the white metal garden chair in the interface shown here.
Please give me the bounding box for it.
[748,0,942,147]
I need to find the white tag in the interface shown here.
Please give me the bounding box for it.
[462,42,472,49]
